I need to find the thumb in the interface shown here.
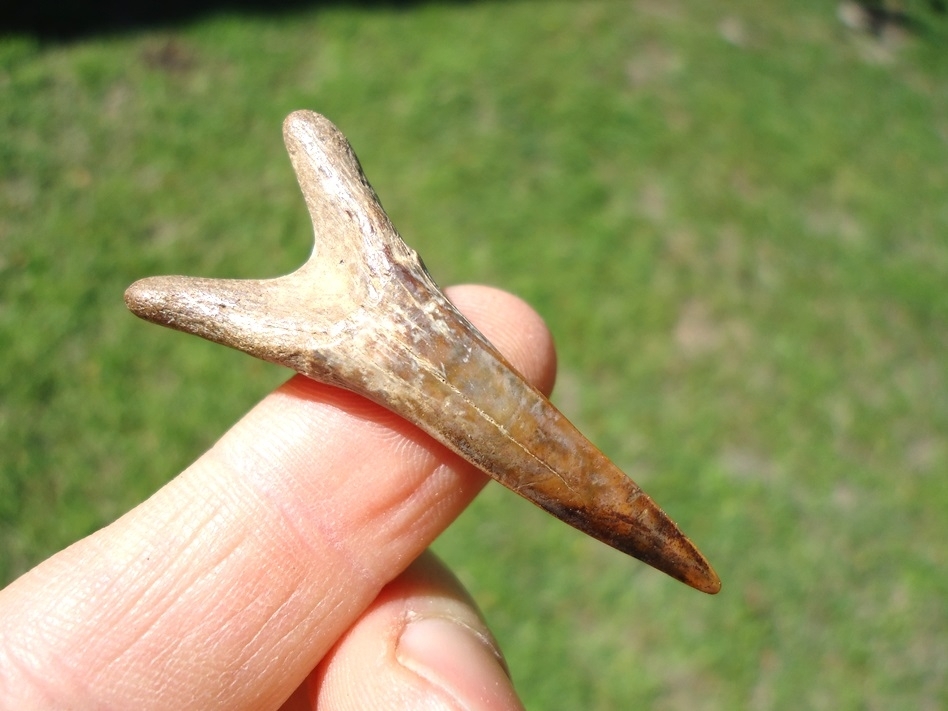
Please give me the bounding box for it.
[299,550,523,711]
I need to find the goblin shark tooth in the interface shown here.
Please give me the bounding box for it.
[125,110,721,594]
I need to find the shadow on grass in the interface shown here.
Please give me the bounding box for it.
[2,0,477,42]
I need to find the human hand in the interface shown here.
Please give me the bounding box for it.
[0,285,557,710]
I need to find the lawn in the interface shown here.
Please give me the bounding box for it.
[2,1,947,708]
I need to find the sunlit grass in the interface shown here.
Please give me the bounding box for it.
[2,2,946,707]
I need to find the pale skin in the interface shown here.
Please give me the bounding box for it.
[0,285,557,710]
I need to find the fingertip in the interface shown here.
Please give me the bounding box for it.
[396,615,521,711]
[312,552,524,711]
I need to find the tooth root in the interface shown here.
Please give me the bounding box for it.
[124,110,720,594]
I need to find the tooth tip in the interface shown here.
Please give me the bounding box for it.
[283,109,311,137]
[700,575,722,595]
[125,275,215,329]
[639,537,721,594]
[661,537,721,594]
[652,526,721,594]
[679,555,722,594]
[588,492,721,593]
[124,277,168,320]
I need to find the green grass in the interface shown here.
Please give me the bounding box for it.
[3,1,947,708]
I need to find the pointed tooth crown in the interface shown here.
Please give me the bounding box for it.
[125,110,720,594]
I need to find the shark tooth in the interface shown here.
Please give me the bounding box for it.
[125,110,721,594]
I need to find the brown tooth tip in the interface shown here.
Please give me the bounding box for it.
[702,574,722,595]
[125,110,720,591]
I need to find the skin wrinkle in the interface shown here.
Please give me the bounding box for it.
[62,544,203,694]
[0,285,556,710]
[210,390,375,590]
[1,541,188,706]
[248,591,333,674]
[177,542,274,654]
[334,395,479,533]
[382,460,476,552]
[223,526,361,671]
[126,548,328,710]
[162,379,453,707]
[100,497,257,702]
[203,397,351,548]
[12,594,94,703]
[176,496,356,704]
[0,639,60,708]
[169,380,461,706]
[254,381,468,564]
[12,456,308,707]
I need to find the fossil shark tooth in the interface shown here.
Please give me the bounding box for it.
[125,110,721,594]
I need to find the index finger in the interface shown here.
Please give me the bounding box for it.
[0,284,556,711]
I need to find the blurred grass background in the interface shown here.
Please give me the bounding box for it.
[2,1,947,708]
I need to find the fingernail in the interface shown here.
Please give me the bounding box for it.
[397,614,523,710]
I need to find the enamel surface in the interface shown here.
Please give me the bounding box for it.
[125,111,720,594]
